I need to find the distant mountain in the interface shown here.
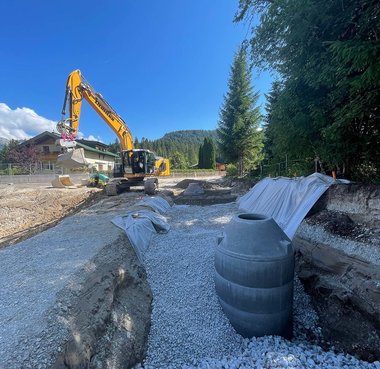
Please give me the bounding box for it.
[0,137,9,149]
[160,130,218,145]
[136,129,218,168]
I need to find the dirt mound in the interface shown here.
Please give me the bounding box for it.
[218,176,256,196]
[307,210,356,237]
[174,179,207,189]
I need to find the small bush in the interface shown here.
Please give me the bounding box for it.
[226,164,238,176]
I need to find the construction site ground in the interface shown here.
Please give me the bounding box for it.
[0,176,379,368]
[0,175,237,368]
[0,176,235,249]
[0,184,103,249]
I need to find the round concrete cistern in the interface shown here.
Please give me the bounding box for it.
[214,213,295,339]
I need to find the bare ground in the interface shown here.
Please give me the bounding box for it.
[0,184,104,248]
[0,176,228,249]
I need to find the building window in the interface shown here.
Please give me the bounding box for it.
[42,146,50,154]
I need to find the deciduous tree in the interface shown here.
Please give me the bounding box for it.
[7,144,40,173]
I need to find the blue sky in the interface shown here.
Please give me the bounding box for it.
[0,0,272,144]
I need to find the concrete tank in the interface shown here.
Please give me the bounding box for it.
[214,213,294,339]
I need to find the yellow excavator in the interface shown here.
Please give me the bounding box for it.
[56,69,170,195]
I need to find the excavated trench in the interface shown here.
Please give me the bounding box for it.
[294,184,380,362]
[22,180,378,368]
[48,236,152,369]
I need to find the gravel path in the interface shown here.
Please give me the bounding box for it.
[0,193,137,369]
[139,203,380,369]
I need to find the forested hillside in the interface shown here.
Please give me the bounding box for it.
[109,130,218,169]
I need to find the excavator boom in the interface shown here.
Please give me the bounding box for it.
[56,69,170,195]
[58,70,133,151]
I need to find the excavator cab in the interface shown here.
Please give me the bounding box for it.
[123,149,156,175]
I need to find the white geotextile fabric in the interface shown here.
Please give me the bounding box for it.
[136,196,171,214]
[238,173,339,239]
[112,197,171,263]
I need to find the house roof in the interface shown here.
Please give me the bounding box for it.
[76,139,108,150]
[19,131,119,157]
[18,131,59,146]
[76,142,118,157]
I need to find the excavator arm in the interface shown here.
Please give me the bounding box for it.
[57,69,133,151]
[55,69,170,195]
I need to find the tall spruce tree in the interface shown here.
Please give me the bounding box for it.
[236,0,380,180]
[198,137,216,169]
[203,137,216,169]
[217,46,263,176]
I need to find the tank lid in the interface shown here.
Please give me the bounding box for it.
[219,213,292,258]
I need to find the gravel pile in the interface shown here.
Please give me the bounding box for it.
[138,203,379,369]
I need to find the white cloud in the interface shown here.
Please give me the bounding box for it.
[0,103,57,140]
[76,132,103,142]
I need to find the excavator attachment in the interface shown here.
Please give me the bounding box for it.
[57,148,88,169]
[54,148,88,188]
[51,175,75,188]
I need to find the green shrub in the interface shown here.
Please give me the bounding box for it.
[226,164,238,176]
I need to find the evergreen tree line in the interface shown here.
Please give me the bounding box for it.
[109,130,219,169]
[236,0,380,181]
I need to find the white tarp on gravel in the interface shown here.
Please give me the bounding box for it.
[135,196,172,214]
[238,173,338,239]
[112,196,171,263]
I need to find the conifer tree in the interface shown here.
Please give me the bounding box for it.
[198,143,204,168]
[236,0,380,180]
[198,138,216,169]
[209,138,216,169]
[217,46,263,176]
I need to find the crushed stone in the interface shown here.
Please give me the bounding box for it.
[296,221,380,264]
[0,194,137,369]
[137,203,378,369]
